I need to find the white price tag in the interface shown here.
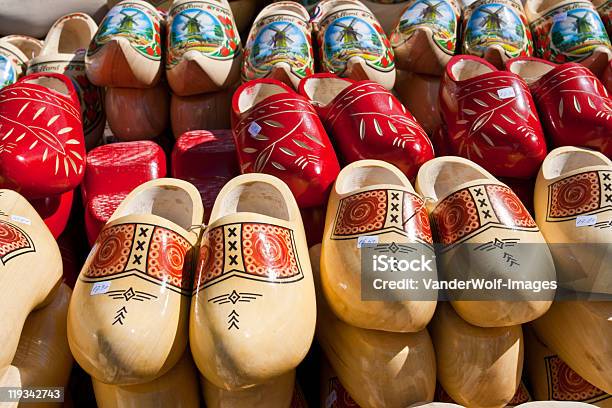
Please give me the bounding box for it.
[576,214,597,227]
[357,235,379,248]
[10,214,31,225]
[325,390,337,408]
[553,12,567,23]
[248,121,262,136]
[497,87,516,99]
[90,281,111,295]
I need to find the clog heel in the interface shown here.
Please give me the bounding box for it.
[166,0,242,96]
[86,0,163,88]
[67,178,203,385]
[320,160,437,332]
[190,173,316,389]
[0,189,63,368]
[416,156,556,327]
[242,2,314,88]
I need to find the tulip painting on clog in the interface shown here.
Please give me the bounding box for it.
[242,2,314,88]
[0,73,86,199]
[462,0,534,68]
[390,0,459,75]
[313,0,395,89]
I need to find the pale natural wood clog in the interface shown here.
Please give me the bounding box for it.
[312,0,396,89]
[0,189,62,369]
[166,0,242,96]
[531,301,612,394]
[190,173,316,389]
[10,283,73,403]
[242,2,314,88]
[67,178,203,385]
[534,147,612,294]
[170,88,233,138]
[430,302,524,408]
[92,352,200,408]
[320,160,437,332]
[86,0,163,88]
[0,366,21,408]
[27,13,105,150]
[389,0,459,75]
[201,370,295,407]
[312,245,437,407]
[394,70,442,135]
[416,156,556,327]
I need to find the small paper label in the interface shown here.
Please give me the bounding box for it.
[497,87,516,99]
[576,214,597,227]
[248,121,262,136]
[90,281,111,295]
[357,235,379,248]
[10,214,31,225]
[553,12,567,23]
[325,390,337,408]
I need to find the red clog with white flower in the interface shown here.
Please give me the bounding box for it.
[439,55,547,179]
[231,78,341,208]
[508,57,612,158]
[0,73,86,198]
[299,73,434,180]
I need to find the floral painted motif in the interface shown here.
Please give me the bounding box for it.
[390,0,459,54]
[89,2,162,60]
[167,1,240,68]
[530,1,611,63]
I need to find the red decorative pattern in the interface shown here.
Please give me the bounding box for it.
[432,189,480,245]
[196,226,224,288]
[487,184,536,228]
[243,223,299,278]
[147,227,192,288]
[546,355,609,402]
[403,192,434,244]
[0,220,34,263]
[509,382,531,405]
[333,190,387,235]
[328,378,360,407]
[87,224,134,276]
[548,172,601,218]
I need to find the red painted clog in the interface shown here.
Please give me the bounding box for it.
[231,78,341,208]
[171,130,240,222]
[439,55,547,179]
[299,73,434,180]
[0,73,86,198]
[508,57,612,158]
[82,141,166,245]
[30,189,74,239]
[602,58,612,92]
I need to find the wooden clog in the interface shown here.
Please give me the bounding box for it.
[0,73,86,199]
[67,178,203,385]
[603,57,612,92]
[435,379,533,406]
[526,0,612,76]
[524,326,612,404]
[107,0,172,11]
[82,141,167,245]
[507,57,612,158]
[171,130,239,221]
[461,0,534,69]
[0,37,38,89]
[595,0,612,37]
[201,370,295,407]
[92,352,200,408]
[416,156,555,327]
[1,35,43,62]
[11,283,73,395]
[394,70,441,135]
[516,403,597,407]
[231,78,340,208]
[300,74,434,180]
[105,83,170,141]
[389,0,459,75]
[166,0,242,96]
[312,0,396,89]
[27,13,105,150]
[312,244,437,407]
[319,358,360,407]
[320,160,437,332]
[439,55,547,179]
[430,302,524,408]
[531,301,612,394]
[0,189,63,368]
[242,2,314,88]
[190,173,316,389]
[170,88,233,138]
[86,0,163,88]
[534,147,612,294]
[30,190,74,239]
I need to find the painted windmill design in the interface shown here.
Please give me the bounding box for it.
[567,12,594,35]
[181,11,216,39]
[335,18,362,44]
[480,6,508,32]
[118,11,140,32]
[420,0,445,21]
[268,24,294,48]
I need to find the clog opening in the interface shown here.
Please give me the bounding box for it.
[423,160,489,200]
[451,59,495,81]
[120,186,195,230]
[302,77,352,106]
[527,0,558,14]
[216,181,290,221]
[238,83,288,113]
[23,77,69,96]
[336,165,405,195]
[5,37,42,59]
[57,17,93,53]
[507,60,554,85]
[267,1,310,19]
[543,149,609,179]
